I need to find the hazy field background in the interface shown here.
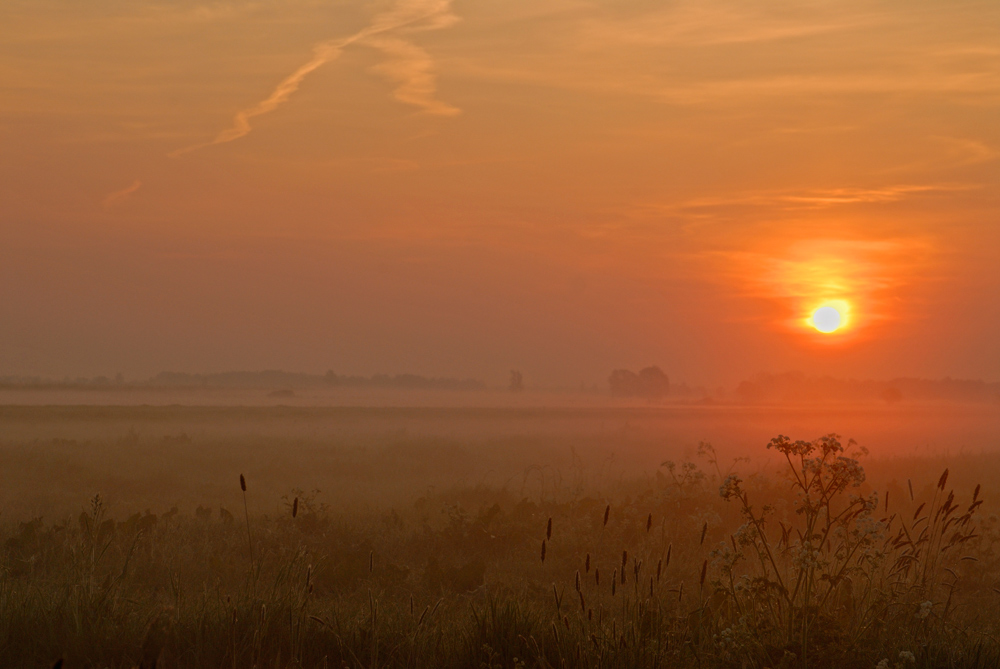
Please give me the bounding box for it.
[1,394,999,667]
[2,395,998,519]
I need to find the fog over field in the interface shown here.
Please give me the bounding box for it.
[3,0,1000,665]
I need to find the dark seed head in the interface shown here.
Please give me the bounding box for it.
[292,497,298,518]
[240,474,246,492]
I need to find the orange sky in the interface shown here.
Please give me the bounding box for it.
[1,0,998,386]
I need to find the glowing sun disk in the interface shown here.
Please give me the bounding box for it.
[812,306,843,333]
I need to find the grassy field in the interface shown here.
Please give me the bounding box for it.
[1,405,999,667]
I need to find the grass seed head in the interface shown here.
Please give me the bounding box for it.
[541,539,547,563]
[240,474,246,492]
[938,468,949,491]
[604,504,610,526]
[292,497,298,518]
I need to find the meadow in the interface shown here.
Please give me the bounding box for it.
[1,403,999,668]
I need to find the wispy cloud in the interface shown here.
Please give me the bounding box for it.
[172,0,459,156]
[630,183,976,218]
[367,35,460,116]
[102,179,142,208]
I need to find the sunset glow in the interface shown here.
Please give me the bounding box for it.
[0,0,997,386]
[3,4,1000,665]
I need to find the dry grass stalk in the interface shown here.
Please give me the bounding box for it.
[239,473,254,572]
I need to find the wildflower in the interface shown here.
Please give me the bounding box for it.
[767,435,813,456]
[719,474,743,501]
[899,651,916,663]
[917,600,933,619]
[816,433,844,456]
[875,660,890,669]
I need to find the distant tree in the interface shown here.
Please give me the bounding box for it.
[638,366,670,398]
[882,387,903,404]
[609,366,669,398]
[609,369,640,397]
[509,370,524,393]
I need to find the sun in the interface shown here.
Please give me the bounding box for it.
[811,305,843,333]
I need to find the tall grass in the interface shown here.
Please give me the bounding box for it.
[0,434,998,667]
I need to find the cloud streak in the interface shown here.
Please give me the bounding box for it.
[102,179,142,208]
[172,0,459,156]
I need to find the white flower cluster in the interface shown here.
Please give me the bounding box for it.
[875,652,915,669]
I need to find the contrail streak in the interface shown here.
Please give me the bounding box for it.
[171,0,458,157]
[103,180,142,208]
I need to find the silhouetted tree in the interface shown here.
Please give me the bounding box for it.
[882,387,903,404]
[509,370,524,393]
[609,366,669,398]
